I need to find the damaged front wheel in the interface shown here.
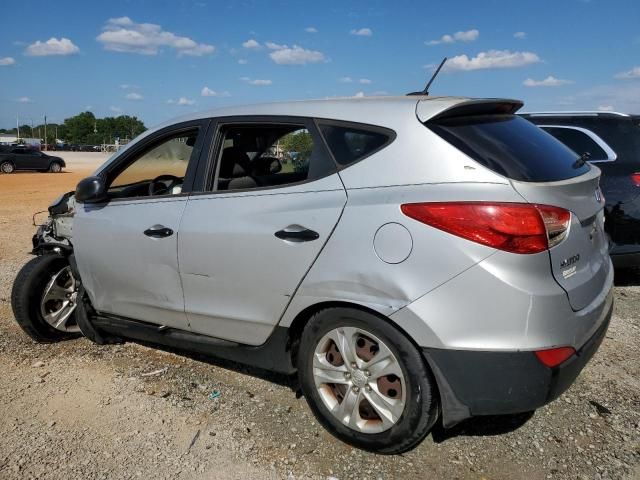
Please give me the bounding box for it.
[11,255,81,342]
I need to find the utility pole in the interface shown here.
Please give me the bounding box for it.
[44,115,47,151]
[16,114,20,140]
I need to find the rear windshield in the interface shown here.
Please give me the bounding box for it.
[428,114,590,182]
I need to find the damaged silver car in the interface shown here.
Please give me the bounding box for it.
[12,96,613,453]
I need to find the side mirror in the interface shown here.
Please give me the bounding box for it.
[75,176,107,204]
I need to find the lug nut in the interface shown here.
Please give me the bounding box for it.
[351,362,357,369]
[364,370,370,377]
[353,386,360,393]
[366,385,372,392]
[344,372,351,379]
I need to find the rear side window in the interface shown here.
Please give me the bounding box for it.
[428,114,590,182]
[541,126,611,162]
[319,123,393,167]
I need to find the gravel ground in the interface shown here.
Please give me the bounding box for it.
[0,154,638,479]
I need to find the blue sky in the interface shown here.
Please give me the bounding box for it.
[1,0,639,130]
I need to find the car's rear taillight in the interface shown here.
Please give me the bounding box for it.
[534,346,576,368]
[631,173,640,187]
[400,202,571,254]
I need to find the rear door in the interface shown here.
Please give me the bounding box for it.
[178,117,346,345]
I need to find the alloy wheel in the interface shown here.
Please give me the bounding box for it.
[40,265,80,332]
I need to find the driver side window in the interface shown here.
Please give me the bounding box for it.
[108,128,199,199]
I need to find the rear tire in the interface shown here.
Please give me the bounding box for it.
[297,307,439,454]
[48,162,62,173]
[1,161,15,174]
[11,255,81,343]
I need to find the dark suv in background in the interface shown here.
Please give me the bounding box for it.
[522,112,640,269]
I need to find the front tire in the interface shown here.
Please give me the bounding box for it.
[11,255,81,342]
[48,162,62,173]
[297,307,439,454]
[1,161,15,174]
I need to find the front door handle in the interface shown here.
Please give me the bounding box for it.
[275,225,320,242]
[144,225,174,238]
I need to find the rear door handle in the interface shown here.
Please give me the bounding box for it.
[144,225,174,238]
[275,225,319,242]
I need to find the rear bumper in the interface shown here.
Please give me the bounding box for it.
[423,298,612,427]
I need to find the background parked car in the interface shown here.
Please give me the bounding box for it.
[522,112,640,269]
[0,145,66,173]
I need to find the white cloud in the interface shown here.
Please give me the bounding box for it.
[598,105,614,111]
[201,86,230,97]
[25,37,79,56]
[240,77,272,85]
[561,83,640,113]
[523,76,574,87]
[237,58,248,64]
[97,17,215,56]
[359,78,372,84]
[338,76,353,83]
[268,44,326,65]
[614,66,640,80]
[166,97,195,105]
[265,41,287,50]
[0,57,15,66]
[350,28,372,37]
[443,50,540,72]
[242,39,260,49]
[125,92,143,100]
[426,29,479,46]
[17,96,33,103]
[109,106,123,113]
[305,27,318,33]
[119,84,140,89]
[353,91,365,97]
[514,31,527,39]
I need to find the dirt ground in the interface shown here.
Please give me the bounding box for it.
[0,152,638,479]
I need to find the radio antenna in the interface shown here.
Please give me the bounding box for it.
[407,57,447,96]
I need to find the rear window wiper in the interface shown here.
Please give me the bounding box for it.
[573,151,591,168]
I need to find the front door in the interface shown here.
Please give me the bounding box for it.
[74,121,207,329]
[179,118,346,345]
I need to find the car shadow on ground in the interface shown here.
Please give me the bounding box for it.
[614,268,640,287]
[431,411,535,442]
[135,340,298,389]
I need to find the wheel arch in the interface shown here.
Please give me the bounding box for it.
[284,300,428,370]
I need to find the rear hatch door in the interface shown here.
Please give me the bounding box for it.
[511,168,610,311]
[422,101,610,311]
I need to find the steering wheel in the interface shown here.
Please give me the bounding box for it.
[148,174,181,196]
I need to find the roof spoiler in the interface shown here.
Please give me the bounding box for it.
[418,98,524,123]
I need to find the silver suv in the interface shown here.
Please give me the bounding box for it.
[12,96,613,454]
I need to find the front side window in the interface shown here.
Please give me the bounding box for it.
[213,123,334,191]
[108,129,198,199]
[541,126,611,162]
